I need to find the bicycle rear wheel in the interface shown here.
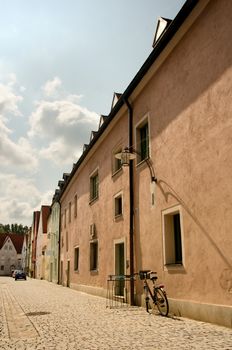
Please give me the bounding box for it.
[155,288,169,316]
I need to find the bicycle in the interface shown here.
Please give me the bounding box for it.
[137,270,169,316]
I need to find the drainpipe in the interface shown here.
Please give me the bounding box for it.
[123,96,135,306]
[57,200,61,285]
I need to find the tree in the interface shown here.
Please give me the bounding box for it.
[0,223,29,235]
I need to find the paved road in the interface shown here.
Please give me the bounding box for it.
[0,277,231,350]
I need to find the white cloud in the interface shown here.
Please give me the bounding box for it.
[0,82,23,118]
[39,137,81,165]
[42,76,62,97]
[0,81,38,171]
[0,120,38,171]
[0,174,53,226]
[29,96,99,165]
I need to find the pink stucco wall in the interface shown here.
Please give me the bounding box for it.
[59,0,232,323]
[133,0,232,307]
[60,111,131,290]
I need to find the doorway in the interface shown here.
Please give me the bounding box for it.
[67,260,70,287]
[115,242,125,297]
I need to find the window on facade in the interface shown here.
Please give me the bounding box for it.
[9,246,12,250]
[74,195,77,218]
[114,194,123,218]
[69,202,71,223]
[64,209,67,228]
[112,147,122,174]
[4,245,7,250]
[90,241,98,271]
[66,232,69,252]
[90,170,99,202]
[61,214,63,229]
[136,119,149,163]
[163,208,183,266]
[1,266,4,271]
[74,247,79,271]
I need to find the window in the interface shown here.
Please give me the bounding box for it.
[68,202,71,223]
[1,266,4,271]
[74,195,77,218]
[4,245,8,250]
[66,231,69,252]
[74,247,79,271]
[90,170,99,202]
[64,209,67,228]
[112,147,122,174]
[136,119,149,163]
[61,213,63,229]
[114,193,123,218]
[162,206,184,267]
[90,241,98,271]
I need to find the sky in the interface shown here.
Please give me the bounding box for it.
[0,0,185,226]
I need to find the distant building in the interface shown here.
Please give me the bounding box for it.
[36,205,50,280]
[29,211,40,278]
[45,200,60,284]
[0,234,24,276]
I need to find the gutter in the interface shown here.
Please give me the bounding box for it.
[123,97,135,306]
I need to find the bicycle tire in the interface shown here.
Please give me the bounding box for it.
[155,288,169,316]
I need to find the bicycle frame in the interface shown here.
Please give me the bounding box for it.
[138,270,169,316]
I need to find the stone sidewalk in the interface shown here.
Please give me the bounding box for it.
[0,277,231,350]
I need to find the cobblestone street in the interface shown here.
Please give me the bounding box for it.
[0,277,232,350]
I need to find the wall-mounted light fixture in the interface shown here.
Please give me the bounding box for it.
[115,147,157,182]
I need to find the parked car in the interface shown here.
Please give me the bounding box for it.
[15,270,27,281]
[12,270,19,278]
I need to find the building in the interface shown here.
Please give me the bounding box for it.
[21,232,29,273]
[45,198,60,284]
[29,211,40,278]
[0,234,24,275]
[36,205,50,280]
[54,0,232,327]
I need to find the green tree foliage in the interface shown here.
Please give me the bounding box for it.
[0,223,29,234]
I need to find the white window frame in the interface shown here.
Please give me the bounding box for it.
[90,240,98,272]
[89,167,99,203]
[74,194,78,218]
[113,238,126,276]
[162,205,185,270]
[74,246,80,272]
[112,144,123,175]
[135,113,150,165]
[114,191,123,219]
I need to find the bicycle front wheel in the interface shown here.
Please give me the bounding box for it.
[155,288,169,316]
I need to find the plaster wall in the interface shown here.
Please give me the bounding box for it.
[60,111,130,290]
[58,0,232,326]
[132,0,232,308]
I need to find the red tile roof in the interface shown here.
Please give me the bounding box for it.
[41,205,50,233]
[0,233,24,253]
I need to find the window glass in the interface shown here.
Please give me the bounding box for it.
[74,247,79,271]
[113,147,122,174]
[74,195,77,218]
[90,172,99,201]
[139,123,149,161]
[90,241,98,271]
[163,208,183,266]
[115,195,123,217]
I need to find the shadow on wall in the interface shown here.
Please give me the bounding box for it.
[157,179,232,293]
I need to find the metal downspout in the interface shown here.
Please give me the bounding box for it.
[57,200,61,285]
[123,96,135,306]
